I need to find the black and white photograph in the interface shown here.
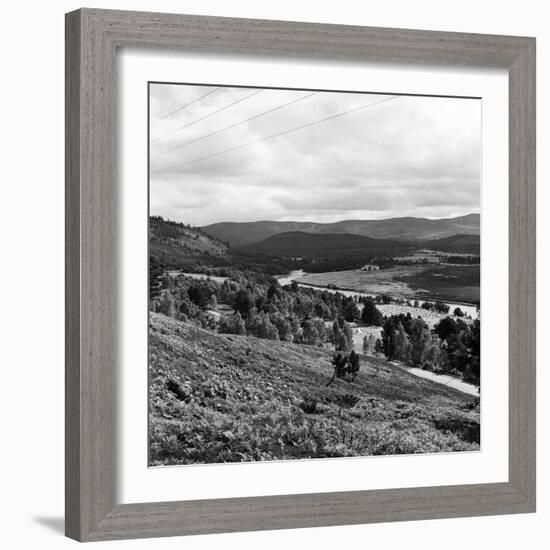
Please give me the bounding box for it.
[2,0,542,546]
[148,83,481,466]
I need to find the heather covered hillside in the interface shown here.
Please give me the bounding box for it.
[149,313,480,466]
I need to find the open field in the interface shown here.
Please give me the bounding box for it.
[150,313,480,466]
[296,265,479,305]
[395,265,480,303]
[297,266,418,295]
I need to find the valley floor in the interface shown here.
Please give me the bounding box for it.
[295,265,480,306]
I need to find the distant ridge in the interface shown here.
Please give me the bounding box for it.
[202,214,480,247]
[236,231,413,258]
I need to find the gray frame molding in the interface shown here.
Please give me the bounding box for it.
[65,8,536,542]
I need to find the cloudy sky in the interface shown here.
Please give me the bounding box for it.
[149,83,480,226]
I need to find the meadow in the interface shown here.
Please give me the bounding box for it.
[295,264,479,305]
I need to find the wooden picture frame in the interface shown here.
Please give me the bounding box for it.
[65,8,536,542]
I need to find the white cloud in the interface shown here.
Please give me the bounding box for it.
[149,83,480,225]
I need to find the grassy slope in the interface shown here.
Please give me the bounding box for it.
[150,313,480,466]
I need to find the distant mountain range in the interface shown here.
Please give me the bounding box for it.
[202,214,480,247]
[235,231,480,259]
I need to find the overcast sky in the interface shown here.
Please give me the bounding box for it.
[149,83,480,226]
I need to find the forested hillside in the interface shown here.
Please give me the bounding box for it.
[235,231,413,258]
[202,214,480,247]
[150,215,228,269]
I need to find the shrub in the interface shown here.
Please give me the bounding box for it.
[166,379,188,401]
[157,290,176,317]
[434,301,450,314]
[299,396,318,414]
[219,312,246,335]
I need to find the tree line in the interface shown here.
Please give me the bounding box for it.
[153,271,480,385]
[153,273,359,350]
[378,313,480,384]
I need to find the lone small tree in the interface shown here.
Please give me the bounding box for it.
[334,393,360,444]
[326,353,348,386]
[326,350,360,386]
[362,335,370,354]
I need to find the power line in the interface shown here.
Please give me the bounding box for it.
[152,87,221,124]
[150,89,264,144]
[151,95,399,175]
[151,91,318,158]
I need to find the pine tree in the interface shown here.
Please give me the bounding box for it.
[348,349,360,380]
[157,290,176,318]
[234,289,253,317]
[342,298,360,322]
[362,335,370,354]
[271,313,292,341]
[219,312,246,335]
[342,321,354,351]
[393,322,410,362]
[326,353,348,386]
[381,317,397,358]
[409,318,430,366]
[422,332,445,371]
[303,319,320,346]
[361,298,383,326]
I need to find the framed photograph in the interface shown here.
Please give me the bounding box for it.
[65,8,536,542]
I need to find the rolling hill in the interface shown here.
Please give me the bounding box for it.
[202,214,480,247]
[235,231,413,258]
[424,234,480,255]
[150,215,228,269]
